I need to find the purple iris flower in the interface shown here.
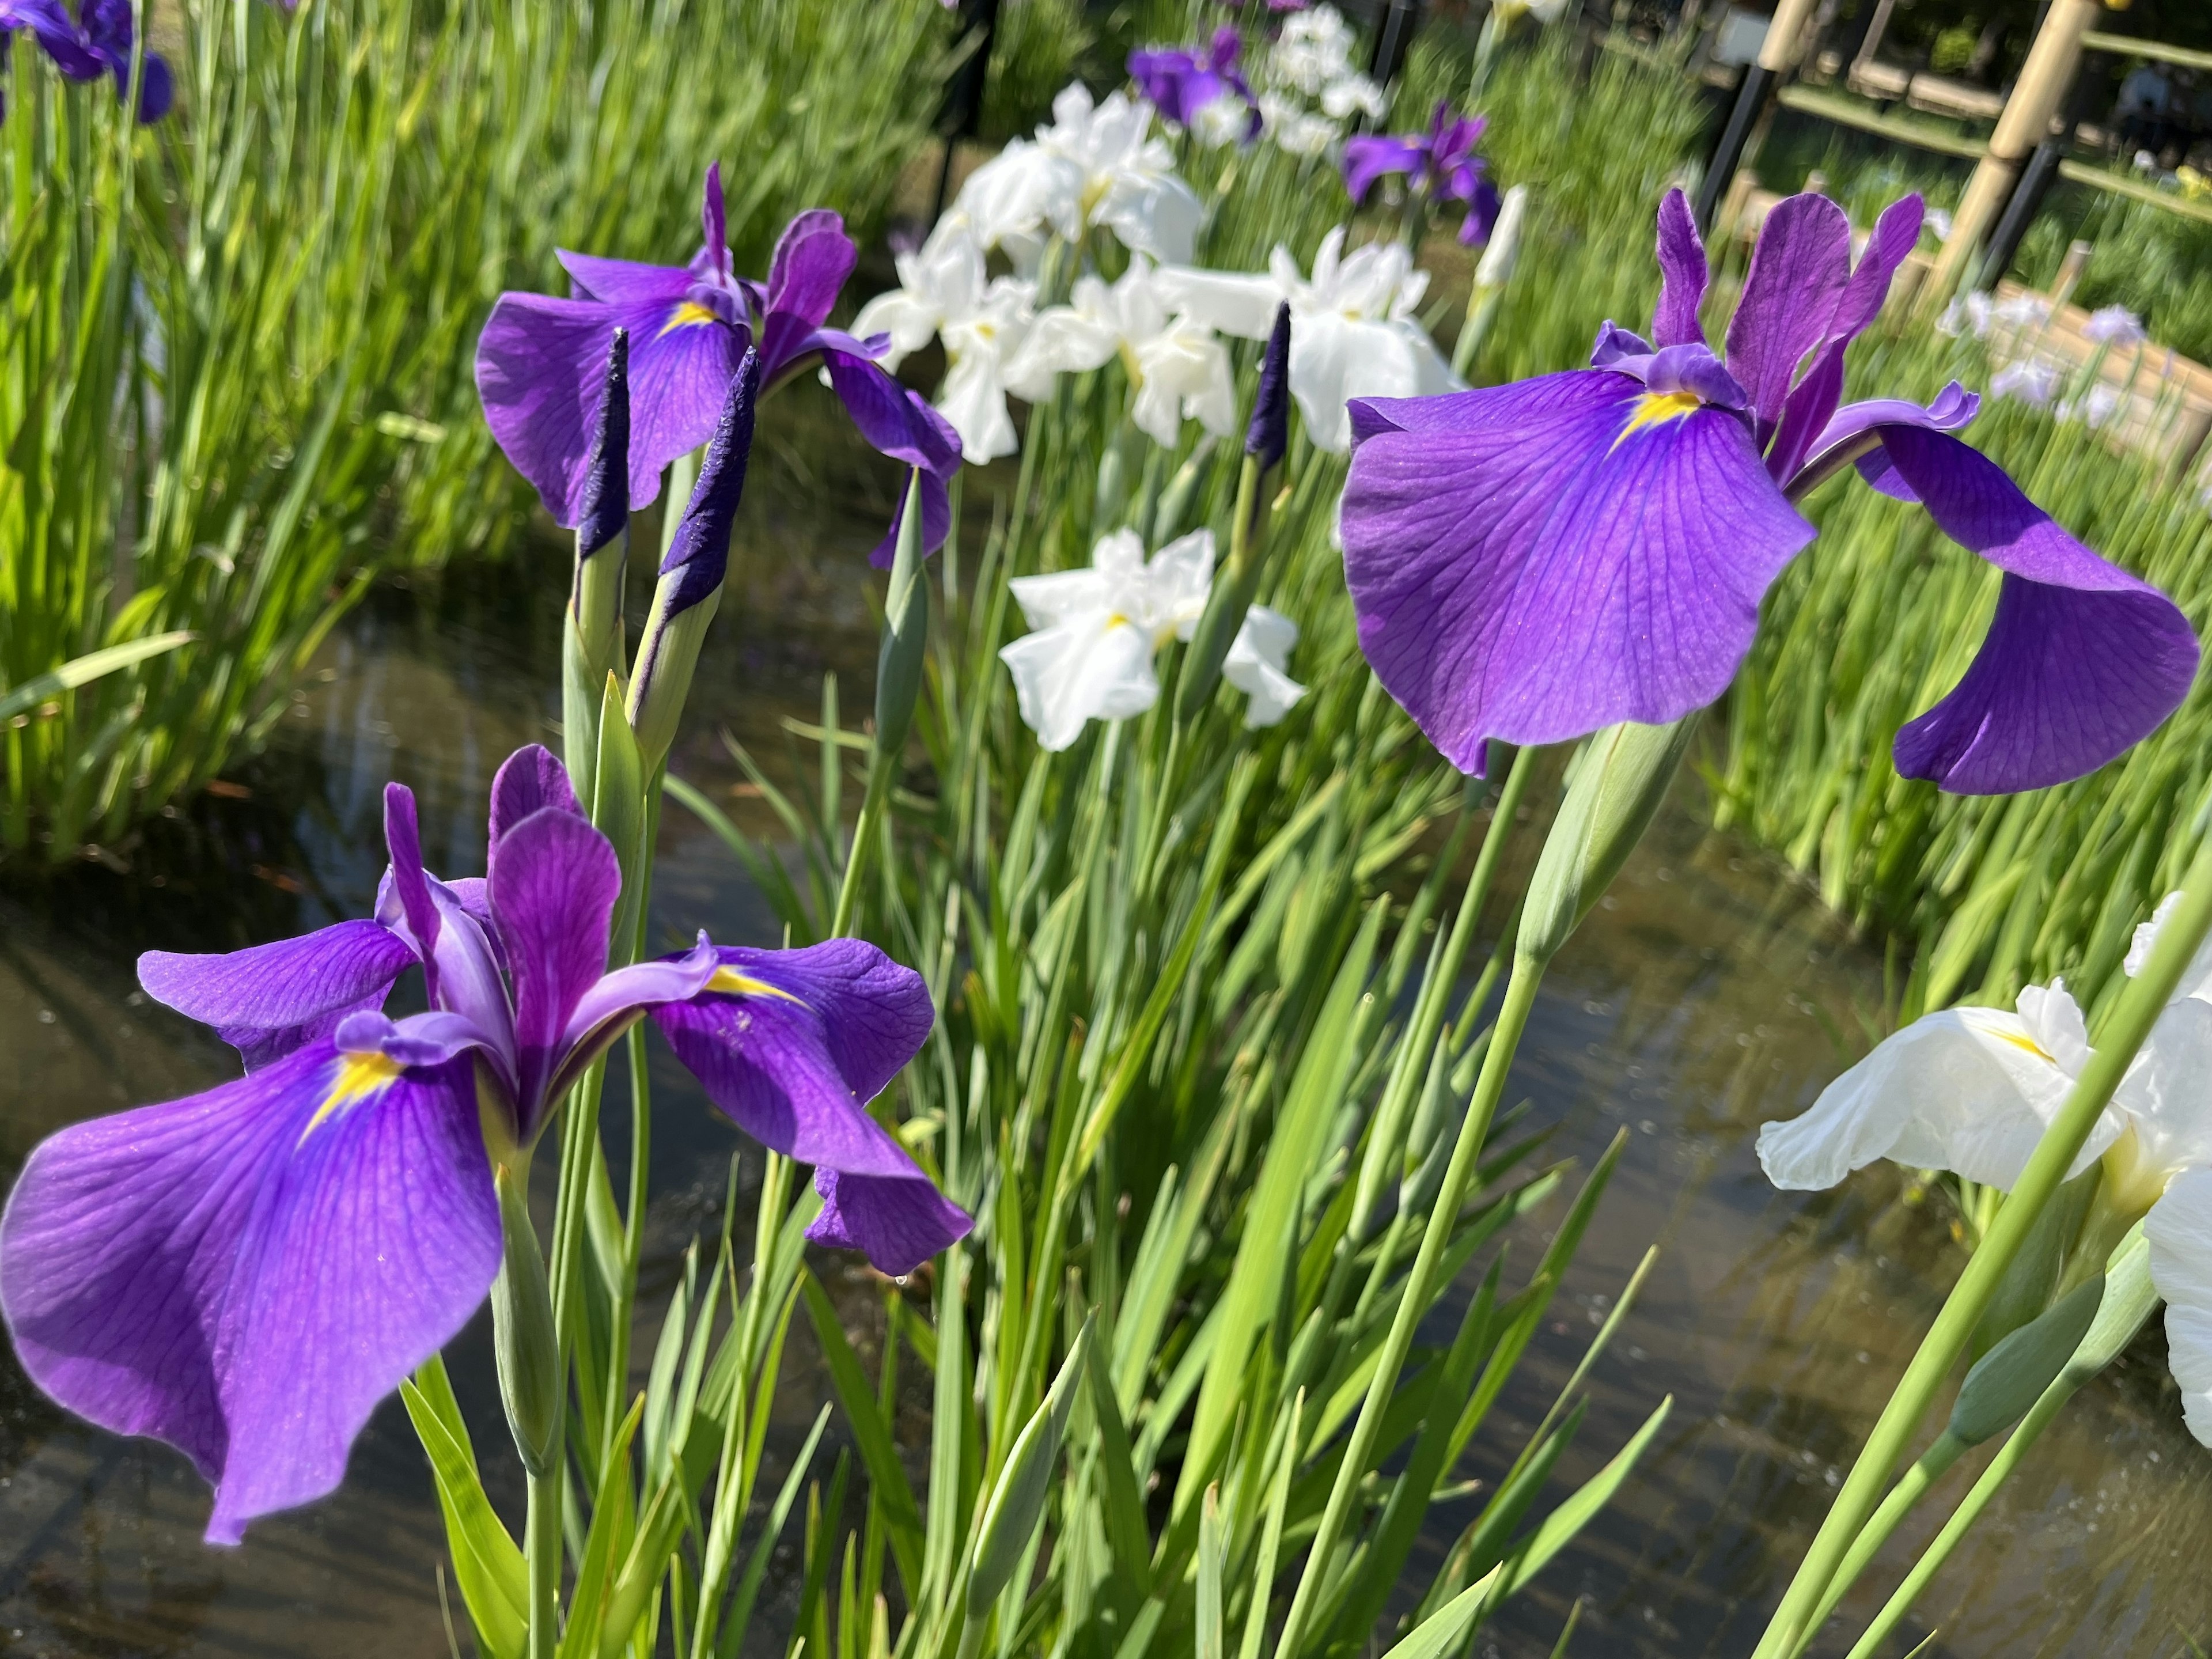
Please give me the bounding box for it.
[0,745,969,1544]
[1342,103,1501,247]
[1128,25,1260,141]
[1340,190,2200,794]
[1,0,171,122]
[475,165,962,566]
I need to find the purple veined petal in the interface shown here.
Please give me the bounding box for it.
[1651,187,1707,349]
[1834,194,1924,342]
[475,291,748,522]
[1764,339,1847,486]
[872,467,952,569]
[422,884,518,1097]
[1340,369,1816,772]
[0,1041,499,1546]
[1455,175,1502,247]
[1861,425,2202,793]
[649,939,935,1171]
[821,348,962,473]
[806,1168,974,1279]
[10,0,102,79]
[762,210,858,368]
[488,743,583,869]
[1724,193,1852,439]
[139,919,418,1073]
[334,1008,497,1070]
[555,249,692,306]
[1798,381,1979,499]
[1589,321,1655,370]
[700,162,730,284]
[548,934,722,1103]
[382,783,442,986]
[488,806,621,1138]
[1341,133,1426,204]
[1642,343,1748,410]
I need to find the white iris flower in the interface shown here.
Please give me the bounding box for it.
[999,529,1304,750]
[953,84,1203,265]
[1004,257,1238,450]
[851,217,1037,464]
[1151,227,1461,452]
[1758,896,2212,1444]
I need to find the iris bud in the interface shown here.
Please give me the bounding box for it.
[564,330,632,801]
[1177,303,1293,724]
[490,1160,562,1478]
[1949,1272,2105,1446]
[874,471,932,763]
[1518,717,1698,965]
[969,1316,1094,1618]
[626,350,760,772]
[1453,184,1527,378]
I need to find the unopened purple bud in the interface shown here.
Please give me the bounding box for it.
[578,330,631,558]
[658,350,761,618]
[1246,302,1291,469]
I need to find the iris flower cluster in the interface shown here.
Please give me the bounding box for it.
[1,0,169,122]
[1342,102,1502,247]
[1340,189,2199,794]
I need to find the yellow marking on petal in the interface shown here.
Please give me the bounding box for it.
[707,966,808,1005]
[659,300,721,336]
[1609,389,1703,452]
[1991,1028,2055,1063]
[301,1050,404,1142]
[1103,612,1132,630]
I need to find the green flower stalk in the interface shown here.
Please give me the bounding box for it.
[1178,301,1291,724]
[563,329,632,804]
[626,349,760,775]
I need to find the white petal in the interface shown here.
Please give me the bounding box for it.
[1286,312,1363,453]
[1147,267,1284,340]
[1099,173,1203,264]
[999,615,1158,752]
[850,290,940,370]
[2146,1169,2212,1446]
[1224,608,1306,726]
[1756,1005,2114,1192]
[1002,307,1119,400]
[2115,998,2212,1179]
[1145,529,1215,635]
[2016,980,2091,1076]
[2127,889,2212,1004]
[935,358,1018,464]
[1091,528,1149,587]
[1007,569,1107,631]
[1129,376,1185,450]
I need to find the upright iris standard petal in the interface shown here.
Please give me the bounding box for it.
[490,806,622,1135]
[1341,370,1814,772]
[0,1040,499,1544]
[1650,188,1707,349]
[1867,425,2202,793]
[488,741,585,855]
[758,210,859,379]
[1722,193,1851,439]
[137,921,419,1073]
[648,941,970,1275]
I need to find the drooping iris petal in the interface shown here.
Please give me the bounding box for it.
[2146,1167,2212,1446]
[1870,426,2200,793]
[1650,188,1706,350]
[135,921,418,1073]
[1341,134,1425,203]
[648,940,964,1274]
[556,249,691,305]
[1802,383,1979,500]
[490,806,620,1134]
[0,1040,499,1544]
[475,290,748,521]
[1340,370,1815,772]
[1723,193,1851,438]
[1756,1003,2116,1192]
[809,1169,975,1280]
[821,346,961,563]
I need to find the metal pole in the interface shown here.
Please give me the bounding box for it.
[1370,0,1426,88]
[933,0,1003,221]
[1922,0,2099,304]
[1692,0,1822,230]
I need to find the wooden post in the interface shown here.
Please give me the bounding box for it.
[1693,0,1823,228]
[1922,0,2101,305]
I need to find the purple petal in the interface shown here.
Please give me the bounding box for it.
[763,210,858,369]
[1342,134,1425,204]
[488,743,582,865]
[872,467,952,569]
[488,806,620,1134]
[555,250,692,306]
[382,783,441,974]
[1651,188,1707,349]
[806,1169,973,1279]
[1802,382,1979,498]
[552,935,721,1097]
[700,163,729,283]
[1724,194,1852,437]
[0,1042,498,1545]
[334,1009,495,1070]
[138,919,418,1073]
[1341,371,1815,771]
[1863,427,2201,793]
[1589,321,1655,369]
[1455,175,1502,247]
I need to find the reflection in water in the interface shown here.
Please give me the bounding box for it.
[3,420,2209,1656]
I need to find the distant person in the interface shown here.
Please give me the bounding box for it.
[2115,59,2172,156]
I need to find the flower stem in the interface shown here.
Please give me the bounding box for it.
[526,1459,562,1659]
[1270,947,1550,1659]
[1751,834,2212,1659]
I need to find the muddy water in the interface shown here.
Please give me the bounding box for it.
[3,435,2209,1657]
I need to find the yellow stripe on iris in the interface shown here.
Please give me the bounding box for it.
[1610,389,1703,452]
[659,300,721,337]
[1991,1027,2055,1063]
[300,1050,404,1141]
[706,966,807,1005]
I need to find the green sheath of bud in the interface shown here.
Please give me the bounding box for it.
[1518,717,1698,964]
[969,1316,1094,1618]
[1950,1272,2105,1446]
[490,1161,562,1479]
[874,470,931,761]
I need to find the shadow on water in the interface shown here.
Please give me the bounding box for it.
[3,410,2209,1656]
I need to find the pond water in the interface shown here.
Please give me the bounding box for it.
[2,438,2207,1658]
